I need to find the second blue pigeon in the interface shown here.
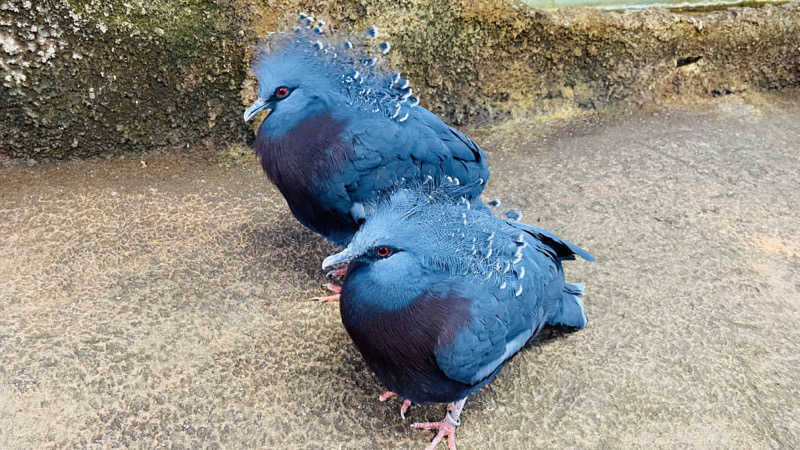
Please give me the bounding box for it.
[322,182,594,449]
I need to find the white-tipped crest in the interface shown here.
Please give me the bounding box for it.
[338,181,543,301]
[254,14,423,122]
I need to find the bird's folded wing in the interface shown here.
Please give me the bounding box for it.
[344,110,489,204]
[433,292,512,387]
[419,108,490,193]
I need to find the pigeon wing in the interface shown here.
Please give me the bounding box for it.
[342,109,489,205]
[433,287,513,387]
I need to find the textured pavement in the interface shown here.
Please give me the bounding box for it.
[1,92,799,449]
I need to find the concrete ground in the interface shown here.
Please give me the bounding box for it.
[1,92,799,449]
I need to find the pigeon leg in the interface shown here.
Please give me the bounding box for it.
[400,399,412,419]
[312,283,341,303]
[326,267,348,278]
[319,250,353,301]
[379,391,397,401]
[413,398,467,450]
[324,283,341,294]
[318,261,348,301]
[379,391,412,419]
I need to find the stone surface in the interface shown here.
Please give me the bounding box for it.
[2,0,800,159]
[2,92,799,448]
[0,0,252,159]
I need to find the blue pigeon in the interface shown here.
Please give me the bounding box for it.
[244,16,490,252]
[322,183,594,449]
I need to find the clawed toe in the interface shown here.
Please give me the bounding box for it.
[379,391,397,402]
[311,283,342,302]
[323,283,341,293]
[326,267,348,278]
[413,419,457,450]
[400,399,411,419]
[379,391,413,419]
[312,294,340,302]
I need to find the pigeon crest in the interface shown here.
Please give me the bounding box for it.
[253,14,419,122]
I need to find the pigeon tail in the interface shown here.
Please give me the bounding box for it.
[547,283,587,328]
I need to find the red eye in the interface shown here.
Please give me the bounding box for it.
[376,247,391,258]
[274,86,289,98]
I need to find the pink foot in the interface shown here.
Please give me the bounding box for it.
[312,283,341,302]
[413,419,457,450]
[413,399,466,450]
[379,391,397,402]
[379,391,413,419]
[324,283,342,293]
[327,267,348,278]
[400,399,412,419]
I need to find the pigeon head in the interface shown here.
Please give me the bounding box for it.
[322,198,432,293]
[245,15,422,137]
[323,224,434,311]
[244,35,343,138]
[322,183,484,306]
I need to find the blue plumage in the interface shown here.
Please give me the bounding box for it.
[322,183,593,448]
[245,17,490,247]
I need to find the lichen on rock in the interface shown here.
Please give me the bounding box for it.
[1,0,253,159]
[246,0,800,125]
[2,0,799,160]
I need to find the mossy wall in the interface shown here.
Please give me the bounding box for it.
[1,0,252,159]
[2,0,799,159]
[279,0,799,123]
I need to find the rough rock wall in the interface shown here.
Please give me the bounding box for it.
[279,0,799,123]
[2,0,799,159]
[1,0,252,159]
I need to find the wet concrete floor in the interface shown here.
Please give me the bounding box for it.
[1,93,799,449]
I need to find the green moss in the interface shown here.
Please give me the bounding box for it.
[2,0,799,159]
[247,0,800,126]
[1,0,252,159]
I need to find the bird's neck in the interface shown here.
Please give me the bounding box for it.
[340,262,431,317]
[258,97,337,140]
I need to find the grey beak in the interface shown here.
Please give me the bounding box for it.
[322,248,354,271]
[244,97,271,122]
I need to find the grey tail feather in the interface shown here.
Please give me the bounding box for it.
[564,282,585,296]
[546,283,588,329]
